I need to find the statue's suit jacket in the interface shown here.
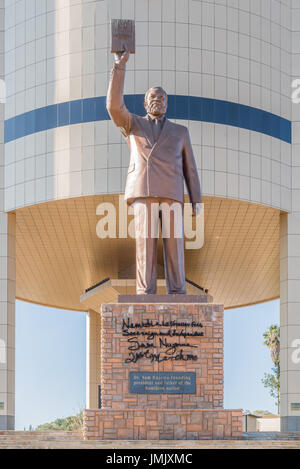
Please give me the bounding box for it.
[106,64,202,206]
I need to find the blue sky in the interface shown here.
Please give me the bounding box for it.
[15,299,279,430]
[15,301,86,430]
[224,301,279,414]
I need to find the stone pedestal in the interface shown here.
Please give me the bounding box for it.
[83,303,242,440]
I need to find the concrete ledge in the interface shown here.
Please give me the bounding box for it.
[118,294,213,303]
[83,409,243,440]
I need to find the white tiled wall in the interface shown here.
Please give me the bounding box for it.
[280,0,300,431]
[3,0,292,212]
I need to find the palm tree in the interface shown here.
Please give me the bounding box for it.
[262,325,280,414]
[263,324,280,365]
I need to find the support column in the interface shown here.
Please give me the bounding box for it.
[0,2,15,431]
[284,0,300,434]
[0,213,16,430]
[280,213,300,431]
[86,309,101,409]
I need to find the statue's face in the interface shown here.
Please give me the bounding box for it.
[144,87,167,117]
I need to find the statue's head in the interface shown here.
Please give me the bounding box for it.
[144,87,168,117]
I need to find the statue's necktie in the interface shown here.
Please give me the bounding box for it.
[152,118,162,143]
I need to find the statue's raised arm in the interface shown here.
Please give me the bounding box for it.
[106,50,132,138]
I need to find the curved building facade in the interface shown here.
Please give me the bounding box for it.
[4,0,292,210]
[0,0,299,431]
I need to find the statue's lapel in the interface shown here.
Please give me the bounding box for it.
[148,119,171,159]
[156,118,170,147]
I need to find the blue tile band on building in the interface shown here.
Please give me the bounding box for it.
[4,95,292,144]
[129,371,196,394]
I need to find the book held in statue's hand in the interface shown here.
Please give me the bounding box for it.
[111,19,135,54]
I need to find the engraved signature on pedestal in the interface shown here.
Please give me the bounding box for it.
[121,317,204,363]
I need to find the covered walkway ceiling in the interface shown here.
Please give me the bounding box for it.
[14,195,281,311]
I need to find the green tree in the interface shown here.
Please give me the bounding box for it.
[35,411,83,431]
[261,324,280,414]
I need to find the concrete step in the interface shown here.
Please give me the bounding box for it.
[1,431,300,449]
[244,432,300,440]
[0,435,300,449]
[0,431,81,435]
[0,431,81,440]
[1,441,300,449]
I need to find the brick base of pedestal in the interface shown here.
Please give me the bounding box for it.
[83,409,243,440]
[84,302,243,441]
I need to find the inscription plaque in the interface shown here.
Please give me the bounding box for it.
[129,372,196,394]
[111,19,135,54]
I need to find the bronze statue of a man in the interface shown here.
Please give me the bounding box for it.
[106,51,202,295]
